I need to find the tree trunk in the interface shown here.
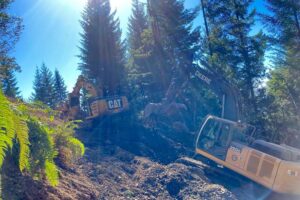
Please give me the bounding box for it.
[293,7,300,43]
[232,0,258,114]
[200,0,213,57]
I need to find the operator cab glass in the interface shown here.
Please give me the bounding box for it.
[196,115,255,160]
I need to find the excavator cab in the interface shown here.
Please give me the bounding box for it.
[196,115,255,160]
[195,115,300,195]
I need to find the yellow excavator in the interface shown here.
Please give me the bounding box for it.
[186,66,300,195]
[61,75,129,120]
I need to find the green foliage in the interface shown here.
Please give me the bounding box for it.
[0,89,84,188]
[127,0,158,112]
[127,0,201,117]
[79,0,125,93]
[263,57,300,145]
[67,137,85,157]
[0,90,30,172]
[32,63,56,108]
[1,68,20,98]
[44,160,59,187]
[200,0,267,123]
[262,0,300,52]
[13,113,30,172]
[0,0,23,55]
[0,0,23,96]
[27,119,58,186]
[147,0,201,91]
[53,69,68,106]
[54,121,85,166]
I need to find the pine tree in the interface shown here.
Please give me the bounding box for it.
[261,1,300,145]
[262,0,300,52]
[79,0,125,95]
[1,68,20,98]
[32,64,55,108]
[147,0,200,93]
[0,0,23,95]
[200,0,267,122]
[53,69,68,106]
[127,0,157,108]
[40,64,55,108]
[32,67,43,102]
[128,0,148,53]
[0,54,21,98]
[0,0,23,56]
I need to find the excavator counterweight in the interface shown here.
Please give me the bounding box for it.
[62,75,129,120]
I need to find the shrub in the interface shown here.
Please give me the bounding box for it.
[27,119,59,186]
[54,121,85,168]
[0,90,84,188]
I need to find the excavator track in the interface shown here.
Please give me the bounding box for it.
[176,156,280,200]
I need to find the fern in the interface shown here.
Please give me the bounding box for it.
[67,137,85,157]
[13,114,30,171]
[0,91,15,151]
[0,90,30,171]
[0,92,84,188]
[27,119,58,185]
[53,121,85,165]
[44,160,59,186]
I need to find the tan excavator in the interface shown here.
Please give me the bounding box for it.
[177,65,300,195]
[61,75,129,120]
[145,64,300,195]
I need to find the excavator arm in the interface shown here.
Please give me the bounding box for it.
[63,75,100,120]
[146,0,241,122]
[188,64,241,122]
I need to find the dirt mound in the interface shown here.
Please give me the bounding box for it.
[5,144,298,200]
[2,146,237,200]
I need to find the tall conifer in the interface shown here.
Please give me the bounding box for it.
[53,69,68,105]
[79,0,125,95]
[200,0,267,122]
[32,64,55,108]
[147,0,200,92]
[2,69,20,98]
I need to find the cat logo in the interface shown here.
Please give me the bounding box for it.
[107,98,123,110]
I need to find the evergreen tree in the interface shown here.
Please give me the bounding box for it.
[147,0,200,93]
[32,67,43,102]
[128,0,148,53]
[79,0,125,95]
[265,65,300,145]
[262,0,300,52]
[0,0,23,56]
[261,1,300,145]
[200,0,267,122]
[127,0,156,108]
[32,64,55,108]
[40,64,55,107]
[53,69,68,106]
[0,0,23,95]
[2,68,20,98]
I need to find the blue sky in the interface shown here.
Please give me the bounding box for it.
[9,0,266,99]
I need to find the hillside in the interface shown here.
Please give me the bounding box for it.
[1,113,297,200]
